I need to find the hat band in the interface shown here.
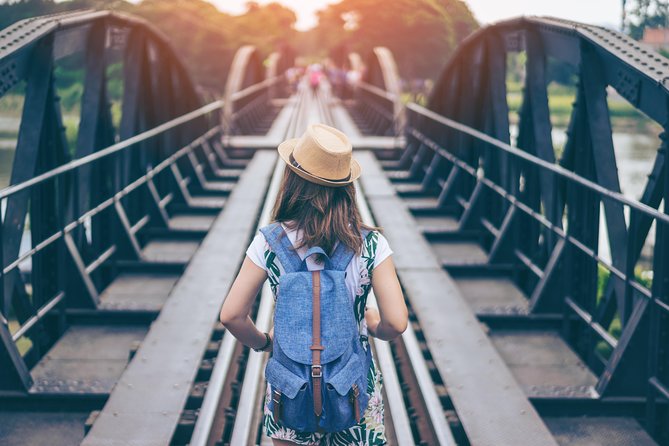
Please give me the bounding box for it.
[290,153,351,183]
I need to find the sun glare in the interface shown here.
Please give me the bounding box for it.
[214,0,338,31]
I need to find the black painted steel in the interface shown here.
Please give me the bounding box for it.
[344,48,402,137]
[376,16,669,444]
[0,10,284,399]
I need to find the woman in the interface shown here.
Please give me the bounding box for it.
[219,123,408,446]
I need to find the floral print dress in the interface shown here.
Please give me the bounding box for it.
[260,230,387,446]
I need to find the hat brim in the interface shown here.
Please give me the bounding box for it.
[277,138,361,187]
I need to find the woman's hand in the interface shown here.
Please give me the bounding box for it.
[369,256,408,340]
[219,256,269,350]
[365,307,381,337]
[266,327,274,353]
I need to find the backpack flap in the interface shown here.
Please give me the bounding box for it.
[320,350,372,432]
[274,270,357,364]
[326,353,365,396]
[265,357,307,399]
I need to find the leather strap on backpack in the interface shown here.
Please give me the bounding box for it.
[272,388,282,421]
[310,271,324,417]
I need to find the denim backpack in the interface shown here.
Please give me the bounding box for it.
[260,222,372,433]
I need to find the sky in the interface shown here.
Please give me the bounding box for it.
[215,0,623,31]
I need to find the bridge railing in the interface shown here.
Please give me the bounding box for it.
[0,95,236,390]
[225,76,285,135]
[403,101,668,416]
[0,67,282,390]
[352,81,399,136]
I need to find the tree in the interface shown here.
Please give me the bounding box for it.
[625,0,669,39]
[312,0,478,81]
[0,0,299,93]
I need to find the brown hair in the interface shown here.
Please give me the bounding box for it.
[271,168,376,258]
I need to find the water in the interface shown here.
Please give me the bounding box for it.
[0,116,19,187]
[510,125,660,201]
[510,125,660,264]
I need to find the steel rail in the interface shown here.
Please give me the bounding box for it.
[406,103,669,226]
[189,85,302,446]
[226,80,423,445]
[355,183,457,446]
[227,81,315,446]
[221,80,415,445]
[228,159,286,446]
[194,82,450,446]
[188,154,282,444]
[353,183,414,446]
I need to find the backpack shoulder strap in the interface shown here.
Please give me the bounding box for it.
[329,243,355,271]
[328,228,371,271]
[259,222,303,273]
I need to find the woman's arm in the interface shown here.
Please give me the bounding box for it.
[219,256,271,350]
[366,256,408,340]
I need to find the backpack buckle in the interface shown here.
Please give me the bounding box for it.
[311,365,323,378]
[272,389,282,421]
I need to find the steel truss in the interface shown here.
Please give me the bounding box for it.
[0,11,285,394]
[384,16,669,442]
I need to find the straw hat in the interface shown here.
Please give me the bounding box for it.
[277,123,361,187]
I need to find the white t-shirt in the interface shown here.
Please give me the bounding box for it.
[245,222,393,301]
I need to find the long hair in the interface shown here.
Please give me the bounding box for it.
[271,168,376,258]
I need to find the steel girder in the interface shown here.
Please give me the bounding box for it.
[0,10,205,392]
[412,15,669,435]
[347,46,404,136]
[222,45,266,134]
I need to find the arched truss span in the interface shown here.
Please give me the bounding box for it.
[354,46,404,135]
[0,10,213,392]
[429,16,669,124]
[0,10,201,112]
[266,44,295,79]
[266,44,295,100]
[420,16,669,405]
[223,45,265,129]
[364,47,402,100]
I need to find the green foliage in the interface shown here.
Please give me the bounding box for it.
[0,93,25,116]
[1,0,476,90]
[8,319,33,356]
[62,115,80,154]
[127,0,298,91]
[625,0,669,39]
[0,0,298,93]
[594,264,652,359]
[506,81,652,130]
[311,0,478,80]
[106,63,124,100]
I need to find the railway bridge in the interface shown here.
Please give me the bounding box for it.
[0,10,668,446]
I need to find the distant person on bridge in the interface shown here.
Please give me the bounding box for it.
[308,64,323,96]
[220,123,408,445]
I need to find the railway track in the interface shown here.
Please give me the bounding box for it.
[175,82,462,446]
